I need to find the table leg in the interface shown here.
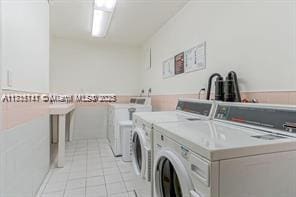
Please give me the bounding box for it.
[69,110,75,141]
[58,114,66,168]
[52,115,58,144]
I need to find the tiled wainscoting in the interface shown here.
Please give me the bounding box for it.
[1,90,49,130]
[1,93,131,131]
[0,114,50,197]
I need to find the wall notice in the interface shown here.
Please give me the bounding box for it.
[174,52,184,75]
[162,57,175,78]
[184,42,206,73]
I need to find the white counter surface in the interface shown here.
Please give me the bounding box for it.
[49,103,75,115]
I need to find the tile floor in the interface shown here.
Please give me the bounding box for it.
[38,139,147,197]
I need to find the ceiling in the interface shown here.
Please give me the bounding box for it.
[50,0,189,46]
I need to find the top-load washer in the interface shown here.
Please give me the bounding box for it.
[107,97,152,156]
[131,99,216,197]
[153,102,296,197]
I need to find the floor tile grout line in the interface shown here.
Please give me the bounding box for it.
[62,140,75,197]
[100,139,109,197]
[85,139,89,197]
[116,157,129,193]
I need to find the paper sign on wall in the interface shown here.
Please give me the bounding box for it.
[174,52,185,75]
[162,57,175,78]
[185,42,206,73]
[145,48,152,70]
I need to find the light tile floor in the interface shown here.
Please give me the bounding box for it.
[38,139,141,197]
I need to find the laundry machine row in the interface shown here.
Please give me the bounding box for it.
[107,97,152,157]
[131,98,216,197]
[153,102,296,197]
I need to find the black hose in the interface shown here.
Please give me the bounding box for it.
[228,71,241,102]
[206,73,222,100]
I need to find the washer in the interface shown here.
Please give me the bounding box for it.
[119,120,133,162]
[107,97,152,156]
[153,102,296,197]
[131,99,216,197]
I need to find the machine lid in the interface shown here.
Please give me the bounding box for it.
[133,99,214,126]
[134,111,203,125]
[154,121,296,161]
[109,103,151,108]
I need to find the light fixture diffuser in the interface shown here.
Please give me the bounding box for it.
[94,0,117,12]
[92,0,117,37]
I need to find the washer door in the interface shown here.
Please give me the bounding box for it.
[131,128,146,178]
[154,148,194,197]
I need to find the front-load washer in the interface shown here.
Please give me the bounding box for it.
[131,99,216,197]
[153,102,296,197]
[107,97,152,156]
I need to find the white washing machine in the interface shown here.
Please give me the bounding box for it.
[131,99,216,197]
[153,102,296,197]
[119,120,133,162]
[107,97,152,156]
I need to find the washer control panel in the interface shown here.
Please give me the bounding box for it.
[215,104,296,133]
[176,100,212,116]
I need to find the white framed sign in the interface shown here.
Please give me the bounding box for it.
[145,48,152,70]
[184,41,206,73]
[162,57,175,79]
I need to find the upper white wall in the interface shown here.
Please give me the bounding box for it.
[50,38,141,95]
[140,0,296,95]
[1,1,49,93]
[0,0,2,130]
[0,1,2,88]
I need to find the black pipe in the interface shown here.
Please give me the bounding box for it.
[228,71,241,102]
[206,73,222,100]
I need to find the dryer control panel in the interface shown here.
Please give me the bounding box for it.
[176,100,213,116]
[215,104,296,133]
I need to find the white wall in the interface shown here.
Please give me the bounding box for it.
[1,0,49,93]
[72,106,108,139]
[0,1,2,194]
[50,38,141,95]
[0,0,2,130]
[140,0,296,95]
[50,38,141,139]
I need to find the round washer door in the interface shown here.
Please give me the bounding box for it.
[131,128,146,178]
[154,148,194,197]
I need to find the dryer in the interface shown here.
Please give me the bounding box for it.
[107,97,151,156]
[131,99,216,197]
[153,102,296,197]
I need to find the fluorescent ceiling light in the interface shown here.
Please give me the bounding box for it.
[92,10,112,37]
[95,0,117,12]
[92,0,117,37]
